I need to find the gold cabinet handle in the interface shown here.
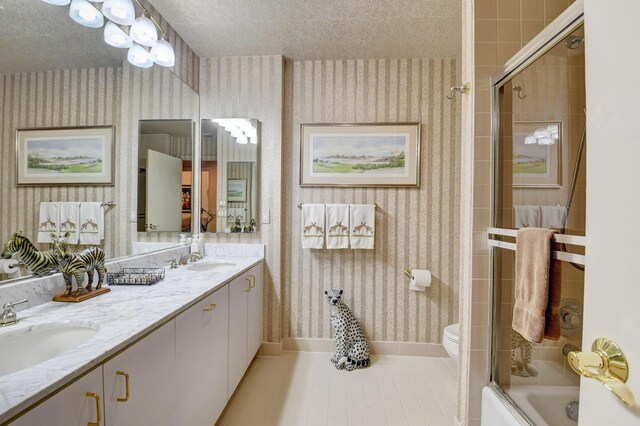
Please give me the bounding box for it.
[249,274,256,289]
[86,392,101,426]
[568,338,635,406]
[203,303,217,312]
[244,278,251,292]
[116,371,130,402]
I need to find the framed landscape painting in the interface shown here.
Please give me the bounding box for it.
[300,123,421,187]
[16,126,114,185]
[512,121,562,188]
[227,179,247,202]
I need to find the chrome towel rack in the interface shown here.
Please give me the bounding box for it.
[487,227,586,266]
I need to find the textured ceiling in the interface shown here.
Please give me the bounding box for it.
[0,0,124,74]
[148,0,461,59]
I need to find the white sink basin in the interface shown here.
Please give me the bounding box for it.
[187,261,236,272]
[0,322,99,377]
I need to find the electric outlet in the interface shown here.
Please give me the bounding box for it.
[261,209,270,224]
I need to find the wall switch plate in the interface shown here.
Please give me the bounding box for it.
[261,209,270,224]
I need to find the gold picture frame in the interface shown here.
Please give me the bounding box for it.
[299,122,421,187]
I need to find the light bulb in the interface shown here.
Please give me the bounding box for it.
[102,0,135,25]
[533,127,549,139]
[127,43,153,68]
[41,0,71,5]
[69,0,104,28]
[130,12,158,47]
[524,135,537,145]
[537,137,555,145]
[150,38,175,67]
[104,21,133,48]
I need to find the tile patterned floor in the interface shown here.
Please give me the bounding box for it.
[219,352,458,426]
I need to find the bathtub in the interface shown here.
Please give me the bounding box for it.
[482,385,579,426]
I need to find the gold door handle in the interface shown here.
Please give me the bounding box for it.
[203,303,217,312]
[116,371,130,402]
[86,392,101,426]
[567,338,635,406]
[245,278,251,292]
[249,274,256,289]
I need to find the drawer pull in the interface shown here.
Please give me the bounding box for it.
[86,392,101,426]
[249,274,256,289]
[245,278,251,292]
[116,371,130,402]
[203,303,217,312]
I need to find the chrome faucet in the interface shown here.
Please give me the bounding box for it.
[1,299,28,327]
[166,258,179,269]
[179,252,203,265]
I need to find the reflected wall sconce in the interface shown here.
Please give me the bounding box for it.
[40,0,174,69]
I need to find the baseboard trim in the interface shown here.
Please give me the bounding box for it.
[258,341,283,356]
[275,337,447,357]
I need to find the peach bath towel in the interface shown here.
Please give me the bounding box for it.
[512,227,561,343]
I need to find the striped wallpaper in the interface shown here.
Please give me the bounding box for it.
[0,67,122,259]
[283,59,462,343]
[199,56,284,342]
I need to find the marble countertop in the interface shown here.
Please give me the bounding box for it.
[0,255,263,424]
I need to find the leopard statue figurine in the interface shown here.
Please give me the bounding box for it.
[325,289,370,371]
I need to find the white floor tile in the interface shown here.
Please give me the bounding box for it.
[218,352,458,426]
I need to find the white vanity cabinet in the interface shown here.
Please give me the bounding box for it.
[228,262,264,398]
[10,367,103,426]
[103,320,176,426]
[247,262,264,359]
[175,286,229,425]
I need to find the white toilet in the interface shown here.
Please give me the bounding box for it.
[443,323,459,364]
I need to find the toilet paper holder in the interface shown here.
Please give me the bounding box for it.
[403,269,414,279]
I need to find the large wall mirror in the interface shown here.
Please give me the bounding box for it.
[137,120,194,233]
[201,119,260,234]
[0,1,198,284]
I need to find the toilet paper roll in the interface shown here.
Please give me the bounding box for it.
[0,259,20,275]
[409,269,432,291]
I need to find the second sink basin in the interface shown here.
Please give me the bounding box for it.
[0,322,99,377]
[187,261,237,272]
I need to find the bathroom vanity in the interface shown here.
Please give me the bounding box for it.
[0,253,264,426]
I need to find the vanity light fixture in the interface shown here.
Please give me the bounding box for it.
[69,0,104,28]
[150,36,175,67]
[127,43,153,68]
[41,0,174,69]
[130,11,157,47]
[104,21,133,48]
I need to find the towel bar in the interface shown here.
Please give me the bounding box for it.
[297,202,379,210]
[487,227,586,266]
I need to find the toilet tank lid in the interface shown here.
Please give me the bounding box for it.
[444,323,459,343]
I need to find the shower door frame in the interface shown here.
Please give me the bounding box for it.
[486,2,585,423]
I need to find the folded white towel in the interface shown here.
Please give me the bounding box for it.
[37,202,60,243]
[59,202,81,244]
[541,205,567,229]
[514,205,541,228]
[301,204,325,249]
[325,204,349,249]
[350,204,375,249]
[79,202,103,245]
